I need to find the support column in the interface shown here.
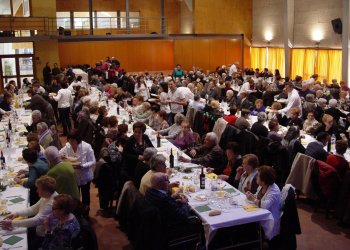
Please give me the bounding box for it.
[125,0,130,33]
[160,0,165,34]
[89,0,93,35]
[342,0,349,83]
[283,0,294,78]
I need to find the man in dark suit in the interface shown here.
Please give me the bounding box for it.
[305,132,329,161]
[238,91,253,110]
[145,172,190,227]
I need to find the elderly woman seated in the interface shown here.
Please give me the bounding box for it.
[42,194,80,250]
[246,166,281,241]
[157,113,185,140]
[179,132,225,172]
[173,120,195,150]
[134,147,158,190]
[250,99,266,116]
[303,111,320,134]
[325,98,347,125]
[0,176,58,249]
[235,109,251,130]
[134,102,152,123]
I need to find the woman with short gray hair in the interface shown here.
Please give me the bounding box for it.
[134,148,158,189]
[37,122,53,149]
[157,113,185,140]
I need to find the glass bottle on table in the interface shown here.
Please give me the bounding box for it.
[200,167,205,189]
[169,148,174,168]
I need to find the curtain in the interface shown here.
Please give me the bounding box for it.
[303,49,317,80]
[291,49,305,79]
[268,48,285,77]
[315,50,329,82]
[327,50,342,83]
[251,47,266,70]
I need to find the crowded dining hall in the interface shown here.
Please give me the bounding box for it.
[1,0,350,249]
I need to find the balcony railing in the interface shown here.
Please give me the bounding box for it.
[0,16,167,38]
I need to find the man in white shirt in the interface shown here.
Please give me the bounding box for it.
[229,63,238,77]
[278,82,302,117]
[168,80,187,123]
[238,78,256,96]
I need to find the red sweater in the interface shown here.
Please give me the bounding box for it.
[326,154,350,178]
[224,115,238,126]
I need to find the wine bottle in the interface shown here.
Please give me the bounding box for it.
[157,133,161,147]
[117,105,120,115]
[6,131,10,147]
[0,151,5,169]
[128,114,133,124]
[169,148,174,168]
[8,119,12,132]
[200,167,205,189]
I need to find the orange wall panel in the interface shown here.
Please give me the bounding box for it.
[58,40,174,72]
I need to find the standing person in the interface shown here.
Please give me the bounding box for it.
[52,81,73,136]
[51,63,61,76]
[168,79,187,124]
[43,62,52,86]
[158,82,171,123]
[172,64,185,79]
[276,82,302,117]
[134,76,150,101]
[59,130,96,216]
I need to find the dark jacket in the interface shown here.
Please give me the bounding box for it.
[145,188,190,227]
[122,135,153,180]
[251,122,269,137]
[325,107,347,124]
[191,144,225,171]
[305,141,328,162]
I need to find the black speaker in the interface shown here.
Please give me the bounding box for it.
[331,18,342,34]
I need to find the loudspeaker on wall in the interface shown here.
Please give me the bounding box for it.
[331,18,342,34]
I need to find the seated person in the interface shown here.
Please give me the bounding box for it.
[250,99,266,116]
[217,142,243,182]
[134,147,158,190]
[158,110,170,130]
[314,114,341,140]
[25,110,46,133]
[327,140,350,179]
[0,176,58,249]
[251,112,269,138]
[233,154,259,194]
[179,132,225,172]
[134,102,152,123]
[267,102,288,126]
[325,99,347,125]
[305,132,329,161]
[188,94,205,111]
[246,166,281,240]
[158,113,185,140]
[224,106,238,126]
[37,122,53,149]
[42,194,80,249]
[15,148,49,205]
[225,89,237,107]
[139,154,176,195]
[267,119,283,142]
[148,105,161,131]
[287,107,303,129]
[303,111,320,134]
[173,120,195,150]
[235,109,251,130]
[145,172,190,227]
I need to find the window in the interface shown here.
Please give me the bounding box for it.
[120,11,140,28]
[0,42,33,55]
[73,12,90,29]
[23,0,30,17]
[57,12,71,29]
[0,0,11,15]
[95,12,118,28]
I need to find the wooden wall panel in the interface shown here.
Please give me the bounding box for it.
[58,40,174,72]
[174,39,242,72]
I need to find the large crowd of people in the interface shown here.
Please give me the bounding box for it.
[0,58,349,249]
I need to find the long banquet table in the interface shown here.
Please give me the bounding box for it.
[87,87,274,247]
[0,108,32,250]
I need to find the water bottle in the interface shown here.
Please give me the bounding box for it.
[331,134,336,152]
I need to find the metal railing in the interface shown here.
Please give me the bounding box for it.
[0,16,167,37]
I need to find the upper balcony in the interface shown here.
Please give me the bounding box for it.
[0,16,168,42]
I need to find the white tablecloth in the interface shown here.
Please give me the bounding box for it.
[85,90,274,246]
[0,108,30,250]
[73,68,88,82]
